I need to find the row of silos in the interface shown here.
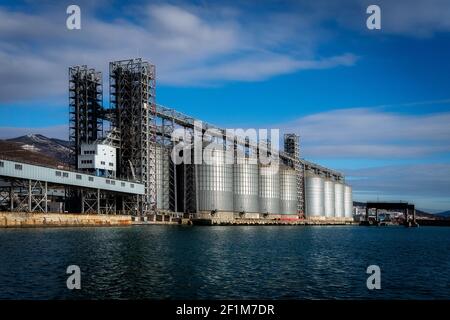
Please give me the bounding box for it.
[304,171,352,218]
[157,145,352,218]
[196,149,298,215]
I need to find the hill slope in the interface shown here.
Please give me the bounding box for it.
[0,134,72,168]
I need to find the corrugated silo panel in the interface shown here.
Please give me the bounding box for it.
[198,148,234,212]
[334,183,345,217]
[279,167,298,215]
[344,185,353,218]
[305,173,324,217]
[324,180,335,217]
[259,164,280,214]
[233,157,259,213]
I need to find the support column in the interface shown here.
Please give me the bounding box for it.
[365,207,369,221]
[173,160,178,213]
[28,179,32,213]
[194,164,199,214]
[97,189,100,213]
[44,181,48,213]
[10,185,13,211]
[81,191,85,214]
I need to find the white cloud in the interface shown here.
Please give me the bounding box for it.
[345,163,450,211]
[279,107,450,159]
[0,3,355,102]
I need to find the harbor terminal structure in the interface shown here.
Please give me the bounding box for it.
[0,58,353,224]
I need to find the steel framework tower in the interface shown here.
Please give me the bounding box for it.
[284,133,304,215]
[110,59,157,215]
[69,66,103,168]
[156,117,177,212]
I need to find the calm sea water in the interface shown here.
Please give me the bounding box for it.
[0,225,449,300]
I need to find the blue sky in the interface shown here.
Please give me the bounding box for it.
[0,0,450,211]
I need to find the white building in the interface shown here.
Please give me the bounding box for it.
[78,143,116,177]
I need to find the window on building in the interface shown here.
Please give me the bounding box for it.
[111,181,115,185]
[130,184,134,188]
[0,161,4,168]
[76,174,82,180]
[106,179,111,184]
[15,164,22,170]
[121,182,125,187]
[101,161,106,165]
[63,172,69,178]
[88,177,94,182]
[56,171,61,176]
[109,162,114,167]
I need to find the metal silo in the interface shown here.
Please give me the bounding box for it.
[279,166,298,215]
[233,157,259,214]
[198,147,234,212]
[259,164,280,214]
[344,185,353,219]
[334,182,345,218]
[324,179,335,217]
[156,144,170,210]
[305,172,324,217]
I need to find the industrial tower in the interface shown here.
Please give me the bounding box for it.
[284,133,304,215]
[109,58,157,215]
[68,65,104,168]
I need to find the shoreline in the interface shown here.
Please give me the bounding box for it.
[0,212,357,228]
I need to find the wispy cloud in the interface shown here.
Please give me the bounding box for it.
[346,164,450,198]
[280,107,450,159]
[276,103,450,210]
[345,163,450,211]
[0,2,355,102]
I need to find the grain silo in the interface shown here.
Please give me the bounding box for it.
[197,147,234,214]
[344,185,353,219]
[279,166,298,216]
[259,164,280,215]
[323,179,335,218]
[233,156,259,217]
[334,182,345,218]
[305,171,324,217]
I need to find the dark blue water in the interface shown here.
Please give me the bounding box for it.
[0,226,449,299]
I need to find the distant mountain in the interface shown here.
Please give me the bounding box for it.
[0,134,72,167]
[436,210,450,217]
[7,134,72,163]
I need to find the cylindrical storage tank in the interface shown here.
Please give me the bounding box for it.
[233,157,259,213]
[156,145,170,210]
[305,172,324,217]
[344,185,353,218]
[259,164,280,214]
[279,166,298,215]
[334,183,345,217]
[198,148,234,212]
[323,179,335,217]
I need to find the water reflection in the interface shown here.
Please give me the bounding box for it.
[0,226,449,299]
